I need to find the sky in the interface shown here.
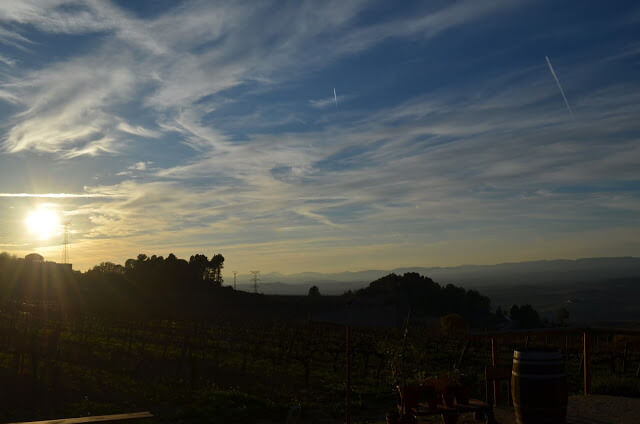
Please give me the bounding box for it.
[1,1,640,274]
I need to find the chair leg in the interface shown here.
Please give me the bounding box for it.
[485,405,498,424]
[485,378,489,404]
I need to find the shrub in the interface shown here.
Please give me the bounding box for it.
[440,313,469,336]
[592,376,640,398]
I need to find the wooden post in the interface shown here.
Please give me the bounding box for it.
[491,337,500,405]
[456,340,470,370]
[346,326,351,424]
[583,330,591,395]
[5,411,154,424]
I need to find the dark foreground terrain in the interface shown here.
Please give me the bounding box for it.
[1,305,640,424]
[1,254,640,423]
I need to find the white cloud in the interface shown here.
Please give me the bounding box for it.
[0,0,518,158]
[0,192,116,198]
[117,122,161,138]
[309,93,349,108]
[0,88,19,103]
[0,53,15,66]
[2,56,136,155]
[1,0,640,272]
[0,24,32,49]
[129,161,152,171]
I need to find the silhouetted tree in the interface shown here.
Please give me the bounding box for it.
[189,254,211,281]
[210,254,225,286]
[308,285,320,296]
[510,304,541,329]
[353,272,492,325]
[0,250,229,319]
[92,262,125,274]
[555,307,569,326]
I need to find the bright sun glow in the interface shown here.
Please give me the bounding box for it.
[25,207,60,239]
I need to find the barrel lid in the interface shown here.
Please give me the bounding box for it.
[513,348,562,360]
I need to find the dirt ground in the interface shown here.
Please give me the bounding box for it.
[494,394,640,424]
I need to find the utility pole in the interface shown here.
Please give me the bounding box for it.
[249,270,260,293]
[232,271,237,290]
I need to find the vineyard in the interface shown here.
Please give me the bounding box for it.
[0,305,639,423]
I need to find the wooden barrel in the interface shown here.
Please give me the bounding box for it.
[511,349,568,424]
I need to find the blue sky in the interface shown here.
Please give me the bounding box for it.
[1,0,640,273]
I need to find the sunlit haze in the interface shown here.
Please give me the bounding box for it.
[25,206,60,240]
[1,1,640,272]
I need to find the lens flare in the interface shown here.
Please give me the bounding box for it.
[25,207,60,239]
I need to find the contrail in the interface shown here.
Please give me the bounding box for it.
[545,56,572,115]
[333,87,338,107]
[0,193,115,198]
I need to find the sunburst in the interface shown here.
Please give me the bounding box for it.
[25,207,60,239]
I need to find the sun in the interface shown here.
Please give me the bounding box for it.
[25,207,60,239]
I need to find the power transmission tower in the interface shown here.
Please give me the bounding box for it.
[249,270,260,293]
[233,271,238,290]
[62,222,71,264]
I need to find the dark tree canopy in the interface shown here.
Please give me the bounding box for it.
[353,272,492,323]
[308,285,320,296]
[509,304,541,329]
[0,251,226,319]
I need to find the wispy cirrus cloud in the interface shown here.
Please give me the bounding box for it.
[0,24,32,49]
[0,0,519,157]
[60,64,640,267]
[2,56,137,155]
[1,0,640,272]
[0,53,14,66]
[117,122,161,139]
[309,92,349,109]
[0,192,120,198]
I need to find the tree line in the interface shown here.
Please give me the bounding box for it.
[0,252,544,327]
[349,272,493,324]
[347,272,544,329]
[0,252,226,318]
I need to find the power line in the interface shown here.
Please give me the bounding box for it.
[249,270,260,293]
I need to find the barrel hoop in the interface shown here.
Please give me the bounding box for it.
[512,371,565,379]
[513,364,564,369]
[512,368,565,374]
[514,351,562,358]
[513,361,564,368]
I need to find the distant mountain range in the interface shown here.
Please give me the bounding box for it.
[233,257,640,295]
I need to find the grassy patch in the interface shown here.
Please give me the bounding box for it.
[593,376,640,397]
[167,389,288,424]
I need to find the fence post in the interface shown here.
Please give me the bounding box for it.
[491,337,500,405]
[583,330,591,395]
[346,326,351,424]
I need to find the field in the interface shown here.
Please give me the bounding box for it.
[0,305,639,423]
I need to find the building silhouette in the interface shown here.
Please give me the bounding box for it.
[20,253,72,271]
